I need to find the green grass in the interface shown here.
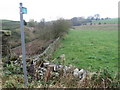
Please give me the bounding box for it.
[2,19,20,30]
[74,24,118,31]
[90,18,118,24]
[53,30,118,76]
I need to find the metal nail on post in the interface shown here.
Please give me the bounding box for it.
[19,2,28,87]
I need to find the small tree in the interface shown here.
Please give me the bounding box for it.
[94,14,100,20]
[38,18,45,29]
[104,22,106,24]
[98,22,101,25]
[53,18,71,38]
[28,19,35,27]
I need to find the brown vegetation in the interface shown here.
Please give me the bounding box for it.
[11,18,71,56]
[12,39,53,56]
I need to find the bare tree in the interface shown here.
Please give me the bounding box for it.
[94,14,100,20]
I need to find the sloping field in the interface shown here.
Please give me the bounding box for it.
[53,25,118,76]
[91,18,118,24]
[73,24,118,31]
[1,19,20,30]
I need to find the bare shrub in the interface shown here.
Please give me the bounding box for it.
[53,18,71,38]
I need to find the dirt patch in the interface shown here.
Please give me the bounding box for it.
[12,39,54,56]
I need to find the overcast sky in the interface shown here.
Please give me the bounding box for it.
[0,0,119,21]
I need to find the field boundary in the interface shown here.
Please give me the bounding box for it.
[33,37,60,65]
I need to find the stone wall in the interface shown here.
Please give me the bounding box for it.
[9,36,87,82]
[33,37,60,66]
[0,30,11,89]
[0,30,11,57]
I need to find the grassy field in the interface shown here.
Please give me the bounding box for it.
[74,24,118,31]
[53,25,118,76]
[89,18,118,24]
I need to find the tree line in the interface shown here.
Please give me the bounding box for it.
[26,18,71,40]
[70,14,111,26]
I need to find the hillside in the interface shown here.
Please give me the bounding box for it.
[70,17,118,26]
[2,19,71,56]
[1,20,49,55]
[73,24,118,31]
[88,18,118,25]
[2,20,20,30]
[1,20,46,48]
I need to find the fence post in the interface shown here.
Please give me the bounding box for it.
[19,2,28,87]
